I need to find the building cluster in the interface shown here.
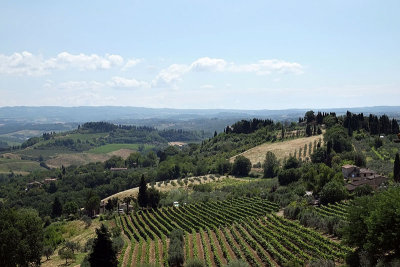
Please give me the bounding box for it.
[26,178,58,190]
[342,164,387,191]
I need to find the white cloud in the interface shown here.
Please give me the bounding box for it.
[122,58,142,70]
[229,59,304,75]
[190,57,227,72]
[152,64,190,87]
[107,76,149,89]
[0,51,125,76]
[152,57,303,87]
[0,51,49,76]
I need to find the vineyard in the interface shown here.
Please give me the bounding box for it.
[315,201,350,220]
[116,197,351,267]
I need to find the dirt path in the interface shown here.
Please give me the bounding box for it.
[140,242,147,264]
[131,243,139,267]
[202,231,216,267]
[276,209,284,217]
[121,238,131,267]
[231,226,264,266]
[149,240,155,265]
[158,239,163,266]
[217,228,237,261]
[188,233,194,259]
[224,228,245,259]
[210,230,228,265]
[196,233,205,261]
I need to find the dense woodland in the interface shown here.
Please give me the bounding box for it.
[1,111,400,266]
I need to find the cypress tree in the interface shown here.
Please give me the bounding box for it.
[89,224,117,267]
[394,153,400,183]
[51,196,63,218]
[138,175,148,208]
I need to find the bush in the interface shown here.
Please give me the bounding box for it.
[185,258,206,267]
[319,181,348,205]
[278,168,301,186]
[168,229,184,267]
[231,155,252,177]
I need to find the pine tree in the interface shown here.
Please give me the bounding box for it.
[89,224,117,267]
[138,175,148,208]
[394,153,400,183]
[51,196,63,218]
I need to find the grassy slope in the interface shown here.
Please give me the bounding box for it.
[88,143,154,154]
[41,219,106,267]
[230,134,323,166]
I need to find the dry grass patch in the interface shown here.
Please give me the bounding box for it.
[230,134,323,166]
[46,149,135,168]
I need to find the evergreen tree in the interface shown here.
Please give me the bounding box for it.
[392,119,400,134]
[281,126,285,140]
[89,224,117,267]
[394,153,400,183]
[305,124,312,137]
[263,151,278,178]
[138,175,148,208]
[51,196,63,218]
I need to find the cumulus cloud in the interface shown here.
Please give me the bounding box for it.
[122,58,142,70]
[107,76,149,89]
[152,64,190,87]
[0,51,125,75]
[228,59,304,75]
[190,57,227,72]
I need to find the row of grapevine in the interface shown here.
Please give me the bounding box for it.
[116,198,349,267]
[315,201,350,220]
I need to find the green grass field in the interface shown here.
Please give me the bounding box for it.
[87,143,154,154]
[0,157,45,174]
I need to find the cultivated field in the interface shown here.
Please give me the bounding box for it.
[116,197,350,267]
[45,148,136,168]
[0,153,45,174]
[88,144,154,154]
[102,175,246,202]
[230,134,323,166]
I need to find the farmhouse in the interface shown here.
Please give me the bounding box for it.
[342,164,387,191]
[26,181,43,189]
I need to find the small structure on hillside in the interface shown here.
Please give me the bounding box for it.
[173,201,179,207]
[394,133,400,143]
[342,164,387,192]
[26,181,43,189]
[43,178,58,184]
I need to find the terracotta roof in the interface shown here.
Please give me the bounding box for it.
[342,164,356,169]
[359,168,376,174]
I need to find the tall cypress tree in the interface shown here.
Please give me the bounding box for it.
[138,175,147,208]
[89,224,117,267]
[394,153,400,183]
[51,196,63,218]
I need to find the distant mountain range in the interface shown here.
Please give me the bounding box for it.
[0,106,399,145]
[1,106,400,123]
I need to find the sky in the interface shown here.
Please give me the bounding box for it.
[0,0,399,109]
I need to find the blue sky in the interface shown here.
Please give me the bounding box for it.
[0,0,399,109]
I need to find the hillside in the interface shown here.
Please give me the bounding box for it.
[230,134,323,166]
